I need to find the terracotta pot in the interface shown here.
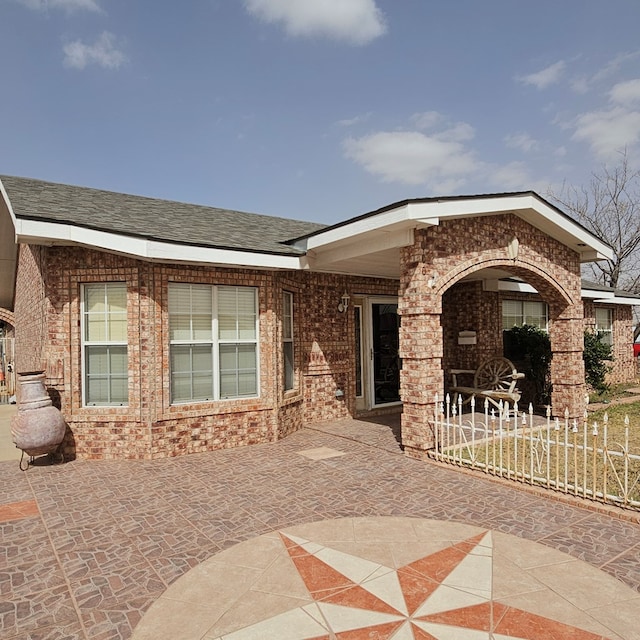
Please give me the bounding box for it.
[11,371,66,457]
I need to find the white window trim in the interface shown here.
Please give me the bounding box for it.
[502,299,549,332]
[595,307,613,345]
[354,304,364,399]
[168,283,260,404]
[283,291,294,392]
[81,282,129,407]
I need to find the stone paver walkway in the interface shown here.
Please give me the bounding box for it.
[2,416,640,639]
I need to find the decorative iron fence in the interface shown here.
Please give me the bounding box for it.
[0,338,16,403]
[430,394,640,511]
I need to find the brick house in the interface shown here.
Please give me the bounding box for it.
[0,176,637,460]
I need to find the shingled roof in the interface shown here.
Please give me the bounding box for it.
[0,175,327,256]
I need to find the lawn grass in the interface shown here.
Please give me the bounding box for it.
[587,400,640,452]
[441,397,640,506]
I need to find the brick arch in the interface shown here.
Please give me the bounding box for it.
[436,258,576,309]
[0,308,15,329]
[399,214,586,460]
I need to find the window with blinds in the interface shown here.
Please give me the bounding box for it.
[82,283,128,406]
[168,283,258,403]
[502,299,548,331]
[595,308,613,345]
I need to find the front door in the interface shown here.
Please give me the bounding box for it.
[369,299,401,407]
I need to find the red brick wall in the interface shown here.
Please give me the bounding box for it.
[399,213,587,458]
[16,212,633,461]
[14,244,47,376]
[19,244,395,459]
[583,300,635,384]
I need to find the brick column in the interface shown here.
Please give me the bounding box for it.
[398,292,443,459]
[550,304,586,420]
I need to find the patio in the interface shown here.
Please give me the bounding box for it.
[1,407,640,639]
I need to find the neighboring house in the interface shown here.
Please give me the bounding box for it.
[0,176,637,460]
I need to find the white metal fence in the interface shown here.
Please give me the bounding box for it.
[430,394,640,511]
[0,338,15,403]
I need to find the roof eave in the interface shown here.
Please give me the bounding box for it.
[15,219,304,270]
[293,192,614,263]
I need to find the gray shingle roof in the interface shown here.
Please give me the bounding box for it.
[582,279,640,299]
[1,175,327,256]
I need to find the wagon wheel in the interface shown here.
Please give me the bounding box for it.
[473,357,517,391]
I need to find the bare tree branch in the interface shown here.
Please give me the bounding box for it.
[548,149,640,293]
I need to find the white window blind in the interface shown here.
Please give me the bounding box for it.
[82,283,128,406]
[502,300,548,331]
[595,308,613,345]
[169,283,258,403]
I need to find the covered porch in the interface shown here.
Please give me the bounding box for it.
[292,192,613,458]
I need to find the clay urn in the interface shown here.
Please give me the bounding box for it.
[11,371,66,457]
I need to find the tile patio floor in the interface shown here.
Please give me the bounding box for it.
[2,411,640,639]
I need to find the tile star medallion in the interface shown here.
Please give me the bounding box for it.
[131,518,636,640]
[217,531,607,639]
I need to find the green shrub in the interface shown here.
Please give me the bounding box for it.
[583,330,613,395]
[503,325,552,405]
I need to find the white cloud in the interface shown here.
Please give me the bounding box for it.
[244,0,386,45]
[569,76,640,158]
[343,128,480,187]
[572,106,640,158]
[488,162,532,191]
[518,60,566,89]
[63,31,126,70]
[17,0,101,12]
[570,75,590,95]
[409,111,443,130]
[504,132,539,153]
[336,112,372,127]
[410,112,474,141]
[609,79,640,106]
[568,52,640,94]
[585,51,640,90]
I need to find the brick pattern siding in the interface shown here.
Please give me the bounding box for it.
[399,214,587,459]
[14,244,46,375]
[15,245,396,459]
[583,300,635,384]
[12,211,637,460]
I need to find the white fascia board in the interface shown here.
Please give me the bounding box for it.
[406,194,535,219]
[302,204,434,251]
[581,287,614,300]
[408,194,614,261]
[523,198,613,260]
[0,181,19,235]
[592,296,640,306]
[15,219,303,270]
[145,240,300,269]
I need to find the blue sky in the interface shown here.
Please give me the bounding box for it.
[2,0,640,224]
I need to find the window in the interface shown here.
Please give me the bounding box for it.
[595,308,613,345]
[502,300,548,331]
[82,283,128,406]
[168,283,258,403]
[283,291,294,391]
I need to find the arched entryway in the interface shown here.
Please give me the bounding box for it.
[0,307,15,398]
[398,214,586,460]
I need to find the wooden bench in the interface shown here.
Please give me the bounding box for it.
[449,356,524,412]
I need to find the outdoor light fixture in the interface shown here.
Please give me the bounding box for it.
[338,293,350,313]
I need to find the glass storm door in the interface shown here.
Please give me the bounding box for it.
[370,301,401,406]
